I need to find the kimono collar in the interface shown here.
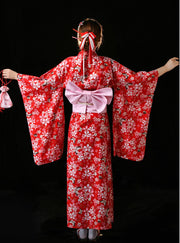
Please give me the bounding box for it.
[77,49,97,59]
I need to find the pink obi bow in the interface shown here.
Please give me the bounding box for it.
[65,81,113,114]
[0,86,13,109]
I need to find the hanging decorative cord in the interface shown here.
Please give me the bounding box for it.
[72,29,96,81]
[0,70,13,112]
[73,28,96,64]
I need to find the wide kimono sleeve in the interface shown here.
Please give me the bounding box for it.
[17,58,69,165]
[111,59,159,161]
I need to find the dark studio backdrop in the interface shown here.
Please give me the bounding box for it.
[0,2,179,243]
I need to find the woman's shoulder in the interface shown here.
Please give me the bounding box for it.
[97,55,121,66]
[95,55,114,65]
[56,56,76,68]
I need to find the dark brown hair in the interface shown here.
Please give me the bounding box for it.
[77,18,103,51]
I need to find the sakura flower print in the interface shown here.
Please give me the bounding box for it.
[17,50,158,230]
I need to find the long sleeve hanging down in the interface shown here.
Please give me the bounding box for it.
[17,59,68,165]
[111,59,159,161]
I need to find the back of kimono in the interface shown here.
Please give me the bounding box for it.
[17,25,158,231]
[65,47,158,229]
[65,50,115,229]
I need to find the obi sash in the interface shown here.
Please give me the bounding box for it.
[65,81,113,114]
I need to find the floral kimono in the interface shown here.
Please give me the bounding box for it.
[17,50,158,230]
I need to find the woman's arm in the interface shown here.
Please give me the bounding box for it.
[2,57,179,80]
[157,57,179,77]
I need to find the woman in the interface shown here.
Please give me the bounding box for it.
[2,18,179,241]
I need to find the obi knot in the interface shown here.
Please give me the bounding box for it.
[65,81,113,114]
[82,90,92,96]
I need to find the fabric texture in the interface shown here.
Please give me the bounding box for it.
[17,50,158,229]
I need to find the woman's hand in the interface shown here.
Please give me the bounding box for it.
[157,57,179,77]
[2,69,18,80]
[164,57,179,72]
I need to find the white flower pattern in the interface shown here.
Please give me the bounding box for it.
[17,50,158,230]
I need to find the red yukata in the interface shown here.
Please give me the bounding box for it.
[17,50,158,230]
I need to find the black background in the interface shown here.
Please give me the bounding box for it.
[0,3,179,243]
